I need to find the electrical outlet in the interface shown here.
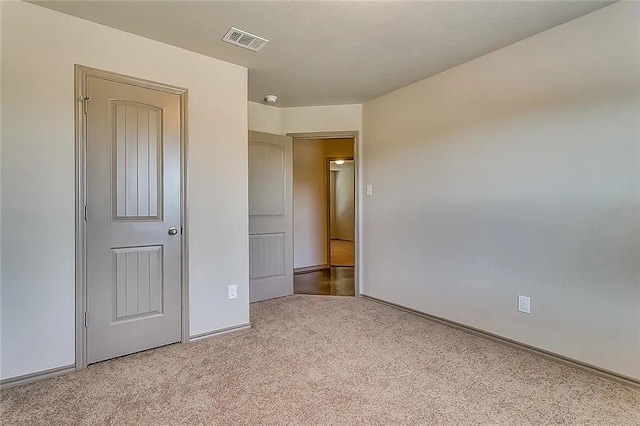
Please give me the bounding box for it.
[518,295,531,314]
[228,285,238,300]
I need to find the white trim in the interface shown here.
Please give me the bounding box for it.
[294,264,330,274]
[0,364,76,390]
[189,323,252,342]
[362,295,640,388]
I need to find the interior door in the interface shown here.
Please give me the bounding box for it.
[85,75,182,364]
[248,131,293,302]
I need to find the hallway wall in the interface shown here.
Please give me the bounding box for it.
[293,139,326,269]
[332,163,355,241]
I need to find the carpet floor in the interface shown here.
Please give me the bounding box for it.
[1,295,639,425]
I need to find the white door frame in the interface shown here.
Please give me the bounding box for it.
[74,65,190,370]
[287,131,362,296]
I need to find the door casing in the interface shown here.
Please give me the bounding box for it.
[74,65,189,370]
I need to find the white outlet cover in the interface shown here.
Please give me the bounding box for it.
[518,295,531,314]
[228,285,238,300]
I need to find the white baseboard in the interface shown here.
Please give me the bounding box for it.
[294,264,329,274]
[189,322,251,342]
[362,295,640,388]
[0,324,252,390]
[0,364,76,390]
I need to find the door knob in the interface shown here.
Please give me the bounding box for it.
[168,227,178,236]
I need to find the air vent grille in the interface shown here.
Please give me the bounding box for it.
[223,27,268,52]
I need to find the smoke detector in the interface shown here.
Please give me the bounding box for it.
[222,27,268,52]
[264,95,278,104]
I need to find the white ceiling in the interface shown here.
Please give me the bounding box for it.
[34,1,614,107]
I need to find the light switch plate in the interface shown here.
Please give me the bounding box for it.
[366,184,373,196]
[228,285,238,300]
[518,295,531,314]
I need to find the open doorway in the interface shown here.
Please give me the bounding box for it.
[328,159,355,268]
[291,136,357,296]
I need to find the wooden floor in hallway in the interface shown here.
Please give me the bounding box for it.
[294,267,354,296]
[330,239,354,267]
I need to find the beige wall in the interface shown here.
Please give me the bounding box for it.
[248,102,363,136]
[248,102,283,136]
[283,104,363,135]
[293,140,326,269]
[333,162,355,241]
[1,2,249,380]
[329,172,337,239]
[293,138,353,268]
[362,2,640,380]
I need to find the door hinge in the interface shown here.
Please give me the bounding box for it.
[80,96,91,114]
[84,312,88,328]
[181,227,183,235]
[84,205,87,221]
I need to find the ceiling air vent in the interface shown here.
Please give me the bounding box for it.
[222,27,268,52]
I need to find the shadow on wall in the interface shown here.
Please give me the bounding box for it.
[362,2,640,379]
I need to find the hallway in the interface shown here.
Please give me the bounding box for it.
[292,138,355,298]
[294,267,354,296]
[294,238,355,296]
[330,239,354,267]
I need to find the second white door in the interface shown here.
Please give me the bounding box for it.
[248,131,293,302]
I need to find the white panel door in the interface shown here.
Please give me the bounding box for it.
[86,76,182,364]
[248,131,293,302]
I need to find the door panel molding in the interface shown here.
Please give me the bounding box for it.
[248,131,293,302]
[249,233,286,279]
[111,100,164,221]
[75,65,189,371]
[248,142,286,216]
[112,245,164,320]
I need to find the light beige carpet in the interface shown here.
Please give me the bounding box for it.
[1,295,639,425]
